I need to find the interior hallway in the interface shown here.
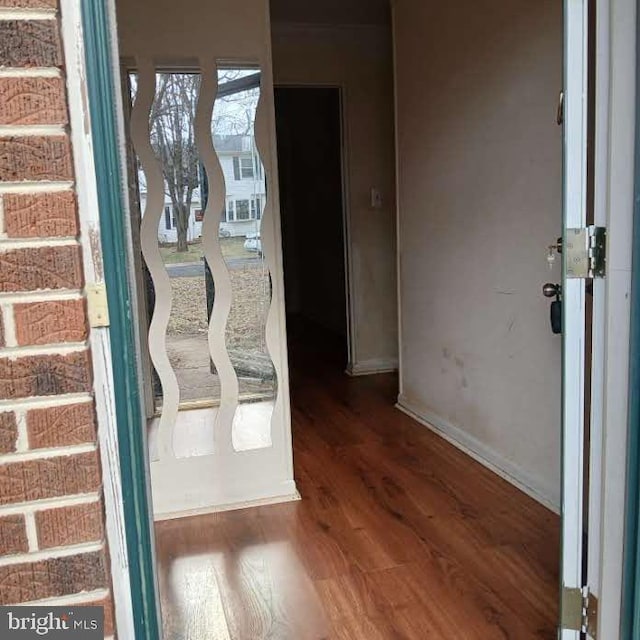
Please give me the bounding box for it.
[154,329,560,639]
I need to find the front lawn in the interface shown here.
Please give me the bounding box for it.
[159,237,255,263]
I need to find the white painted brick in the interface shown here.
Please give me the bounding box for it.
[29,588,111,607]
[0,492,100,517]
[0,68,62,79]
[0,182,73,194]
[0,343,88,359]
[0,290,83,304]
[0,125,66,137]
[0,8,56,20]
[14,407,27,451]
[0,238,79,251]
[24,511,38,552]
[0,391,92,412]
[0,441,97,465]
[1,303,17,348]
[0,541,104,568]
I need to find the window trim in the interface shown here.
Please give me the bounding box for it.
[224,199,235,222]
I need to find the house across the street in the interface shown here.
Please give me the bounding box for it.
[140,134,266,243]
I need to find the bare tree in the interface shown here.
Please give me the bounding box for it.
[147,70,260,253]
[150,73,200,253]
[215,70,260,136]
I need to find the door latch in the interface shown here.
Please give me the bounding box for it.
[557,90,564,125]
[543,283,562,334]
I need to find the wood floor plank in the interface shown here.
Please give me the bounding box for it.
[155,337,560,639]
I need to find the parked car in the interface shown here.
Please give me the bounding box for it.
[244,233,262,254]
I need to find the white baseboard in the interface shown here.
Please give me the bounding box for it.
[396,395,560,514]
[154,489,301,522]
[346,357,398,376]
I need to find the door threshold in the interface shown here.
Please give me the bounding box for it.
[153,490,301,522]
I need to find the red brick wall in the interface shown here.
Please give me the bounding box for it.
[0,2,115,636]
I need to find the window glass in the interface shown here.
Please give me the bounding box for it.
[240,157,254,179]
[236,199,250,220]
[132,71,221,413]
[129,67,274,453]
[213,67,274,451]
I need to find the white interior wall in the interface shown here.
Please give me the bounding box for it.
[270,0,389,26]
[116,0,272,63]
[271,23,398,373]
[394,0,563,509]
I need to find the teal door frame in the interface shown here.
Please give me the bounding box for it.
[80,2,160,639]
[622,0,640,636]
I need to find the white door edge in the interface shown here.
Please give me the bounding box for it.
[561,0,589,637]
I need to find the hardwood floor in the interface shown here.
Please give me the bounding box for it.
[154,333,560,639]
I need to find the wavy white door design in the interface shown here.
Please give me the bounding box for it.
[213,68,276,451]
[129,59,297,518]
[131,60,180,462]
[196,63,237,456]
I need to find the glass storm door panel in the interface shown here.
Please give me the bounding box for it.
[127,59,296,519]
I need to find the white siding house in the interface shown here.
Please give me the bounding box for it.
[140,135,267,244]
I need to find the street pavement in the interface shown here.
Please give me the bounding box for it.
[166,256,260,277]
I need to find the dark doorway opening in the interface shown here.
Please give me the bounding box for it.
[274,87,349,369]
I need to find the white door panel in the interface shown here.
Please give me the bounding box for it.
[561,0,589,637]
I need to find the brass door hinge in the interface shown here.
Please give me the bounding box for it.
[565,226,606,279]
[86,283,110,328]
[561,586,598,638]
[585,590,598,639]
